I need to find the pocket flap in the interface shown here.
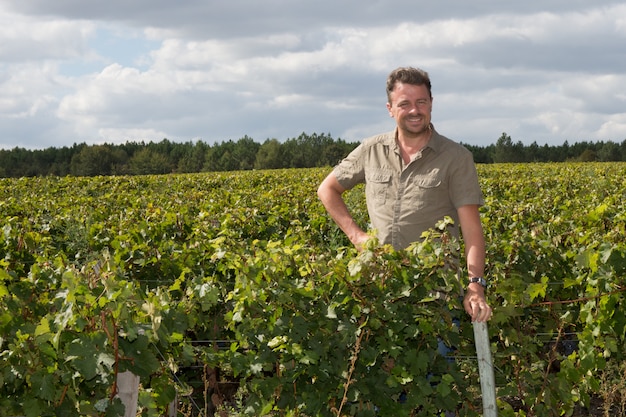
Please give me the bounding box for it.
[367,171,392,183]
[416,175,441,188]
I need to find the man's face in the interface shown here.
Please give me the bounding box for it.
[386,82,433,138]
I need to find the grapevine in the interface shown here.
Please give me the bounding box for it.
[0,164,625,416]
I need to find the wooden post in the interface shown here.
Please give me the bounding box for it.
[473,321,498,417]
[167,396,177,417]
[116,371,140,417]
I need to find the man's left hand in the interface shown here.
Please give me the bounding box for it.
[463,287,492,322]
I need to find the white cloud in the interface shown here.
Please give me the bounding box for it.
[1,0,626,149]
[98,127,170,144]
[596,115,626,139]
[0,5,94,62]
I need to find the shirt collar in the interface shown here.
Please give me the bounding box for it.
[389,124,444,154]
[425,124,444,153]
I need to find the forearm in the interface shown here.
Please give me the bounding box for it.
[323,197,366,244]
[458,204,487,297]
[317,174,368,246]
[465,233,485,280]
[458,204,492,321]
[457,205,485,277]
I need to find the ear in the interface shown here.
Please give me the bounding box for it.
[386,102,393,117]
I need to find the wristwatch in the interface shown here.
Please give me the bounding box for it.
[469,277,488,288]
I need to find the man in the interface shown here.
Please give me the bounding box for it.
[317,66,491,322]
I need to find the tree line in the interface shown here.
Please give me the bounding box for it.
[1,132,626,178]
[0,133,356,178]
[467,132,626,164]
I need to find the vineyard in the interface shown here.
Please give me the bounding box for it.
[1,163,625,417]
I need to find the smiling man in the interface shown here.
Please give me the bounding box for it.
[317,66,492,323]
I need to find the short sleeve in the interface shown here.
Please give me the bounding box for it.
[332,145,367,190]
[448,150,484,208]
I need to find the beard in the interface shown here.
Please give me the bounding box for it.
[399,116,431,138]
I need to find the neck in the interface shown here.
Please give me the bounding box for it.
[397,127,432,162]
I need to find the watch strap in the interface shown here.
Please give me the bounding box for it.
[469,277,488,288]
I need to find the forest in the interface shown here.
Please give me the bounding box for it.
[1,131,626,178]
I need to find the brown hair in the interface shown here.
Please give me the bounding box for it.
[386,67,432,102]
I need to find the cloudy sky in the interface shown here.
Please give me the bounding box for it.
[1,1,625,150]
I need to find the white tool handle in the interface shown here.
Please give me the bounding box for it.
[473,321,498,416]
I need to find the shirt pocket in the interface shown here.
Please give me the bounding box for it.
[366,170,392,205]
[415,174,442,189]
[409,173,443,207]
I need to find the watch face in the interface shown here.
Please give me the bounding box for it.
[471,277,487,287]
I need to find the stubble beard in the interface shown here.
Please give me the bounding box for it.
[401,117,431,139]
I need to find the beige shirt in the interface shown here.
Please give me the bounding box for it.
[333,125,484,250]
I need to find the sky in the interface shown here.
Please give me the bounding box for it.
[1,0,626,150]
